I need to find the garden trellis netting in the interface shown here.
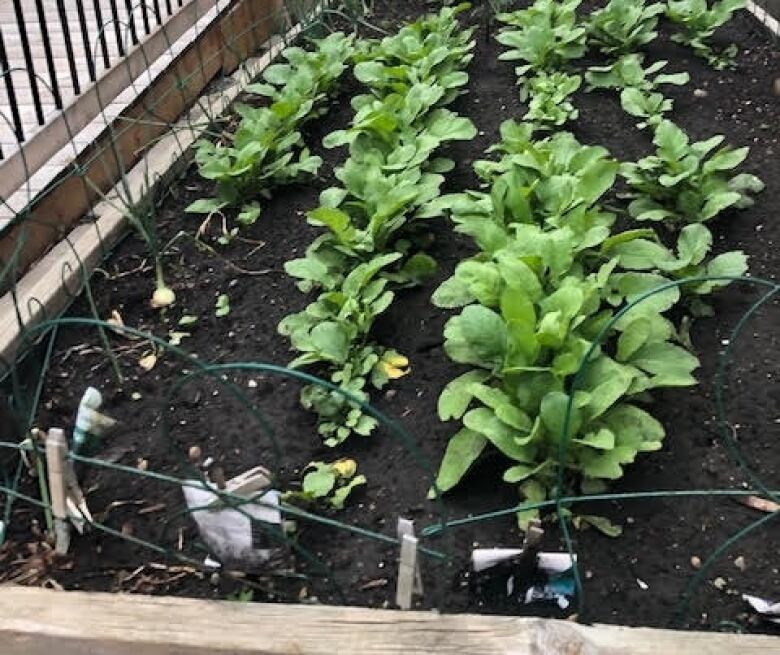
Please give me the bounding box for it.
[0,0,779,633]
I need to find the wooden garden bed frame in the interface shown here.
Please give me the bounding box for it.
[1,3,779,652]
[0,586,777,654]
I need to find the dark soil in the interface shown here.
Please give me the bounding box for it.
[3,0,780,634]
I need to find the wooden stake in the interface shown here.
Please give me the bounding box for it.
[45,428,70,555]
[396,518,423,610]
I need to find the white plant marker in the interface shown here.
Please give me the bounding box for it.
[45,428,70,554]
[73,387,116,452]
[396,518,423,610]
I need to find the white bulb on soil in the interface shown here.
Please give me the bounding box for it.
[151,286,175,308]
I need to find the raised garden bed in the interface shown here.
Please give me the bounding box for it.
[2,0,779,635]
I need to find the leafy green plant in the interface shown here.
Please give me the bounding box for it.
[187,32,356,223]
[284,459,367,509]
[620,119,764,223]
[584,54,689,130]
[353,3,474,104]
[586,0,665,55]
[619,87,672,130]
[585,54,689,92]
[497,0,586,85]
[666,0,744,69]
[522,72,581,130]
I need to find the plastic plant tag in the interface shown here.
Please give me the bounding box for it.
[743,594,780,624]
[182,476,283,569]
[73,387,117,453]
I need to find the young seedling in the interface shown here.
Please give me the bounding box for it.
[586,0,665,55]
[666,0,745,69]
[215,294,231,318]
[284,459,367,510]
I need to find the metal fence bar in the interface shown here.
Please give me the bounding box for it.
[152,0,164,25]
[34,0,63,109]
[108,0,127,57]
[91,0,112,70]
[75,0,98,82]
[10,0,45,126]
[140,0,152,35]
[124,0,140,45]
[56,0,82,96]
[0,28,24,142]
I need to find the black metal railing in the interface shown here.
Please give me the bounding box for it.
[0,0,191,160]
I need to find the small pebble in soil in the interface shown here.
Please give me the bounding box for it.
[691,555,702,569]
[247,379,258,388]
[734,555,746,571]
[693,88,708,98]
[137,458,148,471]
[712,577,727,590]
[188,445,202,462]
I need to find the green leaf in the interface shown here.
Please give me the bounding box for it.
[463,408,533,460]
[284,257,331,288]
[443,305,508,369]
[427,111,477,142]
[429,428,487,497]
[237,203,262,226]
[517,479,546,530]
[703,146,748,174]
[469,383,532,431]
[310,322,350,364]
[574,428,615,451]
[438,370,491,421]
[616,317,651,361]
[574,514,623,537]
[540,391,582,441]
[331,475,366,509]
[432,275,474,308]
[303,464,336,498]
[186,198,226,214]
[677,224,712,266]
[602,403,665,454]
[628,341,699,387]
[696,250,748,293]
[308,207,356,244]
[215,294,231,317]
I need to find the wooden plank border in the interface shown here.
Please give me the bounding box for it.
[0,14,304,366]
[1,586,777,654]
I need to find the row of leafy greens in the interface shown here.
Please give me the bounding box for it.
[187,32,357,225]
[278,4,477,446]
[495,0,745,134]
[430,0,762,528]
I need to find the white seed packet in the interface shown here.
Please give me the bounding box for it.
[182,479,282,569]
